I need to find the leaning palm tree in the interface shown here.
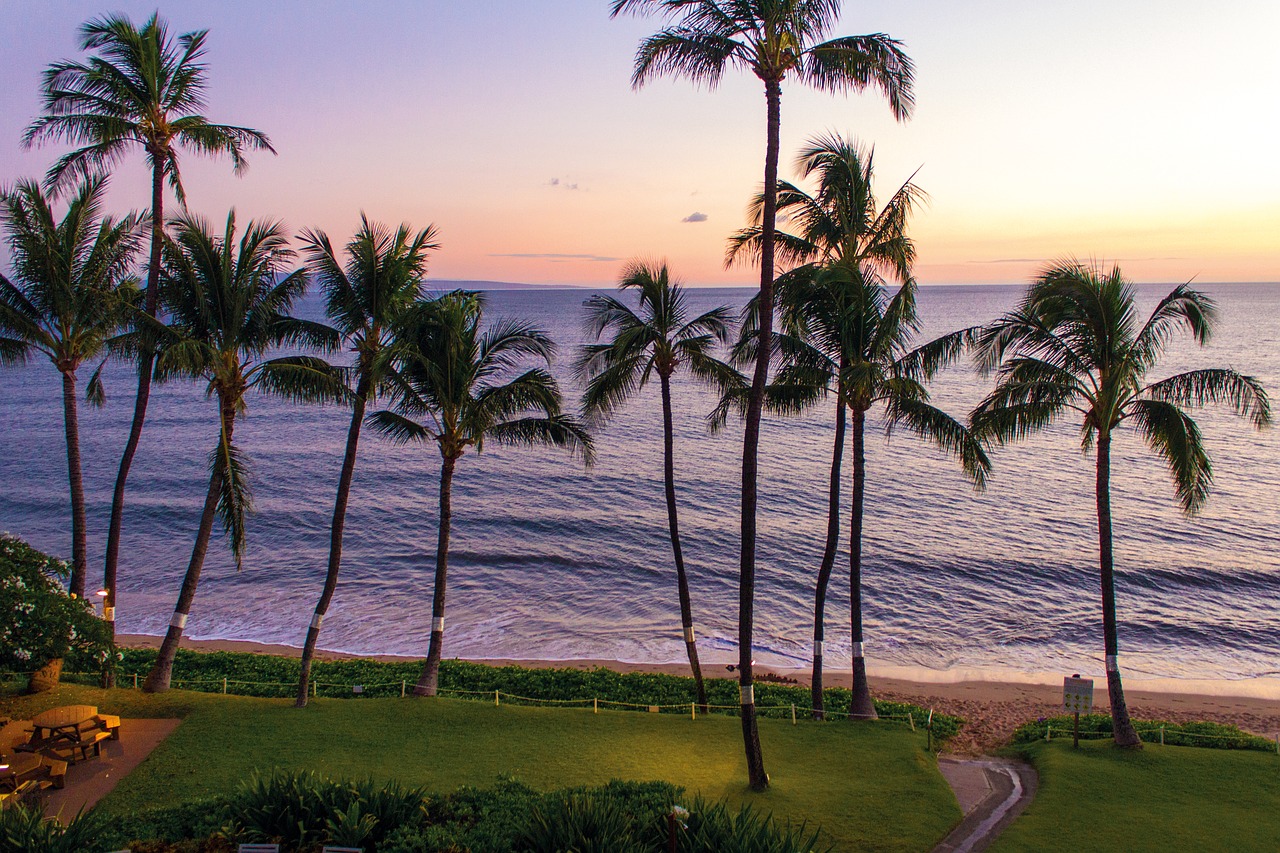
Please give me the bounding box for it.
[141,211,342,693]
[25,11,275,636]
[0,177,142,598]
[728,133,927,718]
[575,261,739,710]
[971,261,1271,747]
[294,216,440,708]
[371,292,593,697]
[611,0,914,788]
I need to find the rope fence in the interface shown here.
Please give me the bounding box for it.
[1043,722,1280,753]
[6,669,927,732]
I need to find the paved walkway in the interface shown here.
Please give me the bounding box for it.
[42,718,182,821]
[933,757,1037,853]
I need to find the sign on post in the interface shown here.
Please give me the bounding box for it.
[1062,675,1093,748]
[1062,676,1093,714]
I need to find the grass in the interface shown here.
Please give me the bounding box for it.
[993,738,1280,852]
[0,684,960,852]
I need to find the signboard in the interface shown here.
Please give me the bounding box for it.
[1062,676,1093,714]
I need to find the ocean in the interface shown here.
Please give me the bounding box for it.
[2,283,1278,688]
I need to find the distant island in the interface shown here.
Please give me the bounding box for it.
[430,278,589,291]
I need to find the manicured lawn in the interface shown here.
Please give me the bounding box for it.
[1,684,960,852]
[993,739,1280,852]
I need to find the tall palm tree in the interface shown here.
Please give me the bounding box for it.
[294,216,440,708]
[611,0,913,789]
[0,177,142,598]
[972,261,1271,747]
[25,11,275,639]
[575,261,739,711]
[728,133,927,718]
[141,211,342,693]
[371,292,593,697]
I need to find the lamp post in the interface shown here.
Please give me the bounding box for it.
[97,587,115,688]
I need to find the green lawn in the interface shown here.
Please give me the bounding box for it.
[1,684,960,852]
[993,739,1280,852]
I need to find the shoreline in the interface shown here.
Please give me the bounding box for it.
[118,634,1280,752]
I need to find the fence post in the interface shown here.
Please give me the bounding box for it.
[495,690,500,707]
[222,677,227,694]
[594,697,598,714]
[1160,726,1165,746]
[1046,726,1052,741]
[791,704,797,725]
[401,680,406,698]
[133,673,138,689]
[313,679,318,698]
[691,702,696,721]
[909,712,915,732]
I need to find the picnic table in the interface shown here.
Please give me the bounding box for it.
[19,705,116,763]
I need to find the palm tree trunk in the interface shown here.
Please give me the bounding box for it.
[296,374,370,707]
[738,75,782,791]
[1097,433,1141,747]
[849,407,877,719]
[60,368,88,598]
[143,402,232,693]
[103,159,165,664]
[415,452,456,697]
[811,392,846,720]
[660,373,708,710]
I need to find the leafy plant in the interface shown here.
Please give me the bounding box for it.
[671,797,830,853]
[517,792,649,853]
[0,803,108,853]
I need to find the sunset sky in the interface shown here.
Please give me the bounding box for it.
[2,0,1277,287]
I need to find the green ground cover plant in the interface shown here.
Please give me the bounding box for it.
[1011,712,1276,751]
[993,738,1280,852]
[29,647,960,740]
[0,684,958,852]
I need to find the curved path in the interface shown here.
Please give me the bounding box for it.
[933,757,1037,853]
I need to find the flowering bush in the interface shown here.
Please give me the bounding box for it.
[0,534,113,676]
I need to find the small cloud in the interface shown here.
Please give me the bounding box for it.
[682,212,708,223]
[490,252,620,262]
[549,178,559,186]
[548,177,580,190]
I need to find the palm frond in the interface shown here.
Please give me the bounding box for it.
[1127,398,1211,513]
[1142,368,1272,429]
[487,414,595,465]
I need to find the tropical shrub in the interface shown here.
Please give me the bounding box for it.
[0,535,112,681]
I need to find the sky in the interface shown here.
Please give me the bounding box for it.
[2,0,1278,287]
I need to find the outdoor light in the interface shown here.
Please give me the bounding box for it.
[96,588,108,597]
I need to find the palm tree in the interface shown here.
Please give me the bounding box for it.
[0,177,142,598]
[971,261,1271,747]
[611,0,914,789]
[371,292,593,697]
[728,133,927,718]
[294,216,440,708]
[25,11,275,638]
[141,211,342,692]
[576,261,739,711]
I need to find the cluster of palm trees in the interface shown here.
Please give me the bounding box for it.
[1,5,1272,791]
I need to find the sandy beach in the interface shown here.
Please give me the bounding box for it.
[117,634,1280,754]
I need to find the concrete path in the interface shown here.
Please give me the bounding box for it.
[42,718,182,821]
[933,757,1037,853]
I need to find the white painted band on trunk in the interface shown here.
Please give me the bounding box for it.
[683,625,695,643]
[310,612,324,630]
[740,684,754,705]
[852,641,864,658]
[813,640,822,656]
[432,616,445,633]
[103,607,115,622]
[170,612,187,629]
[1106,654,1118,672]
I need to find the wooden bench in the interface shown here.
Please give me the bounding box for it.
[237,845,281,852]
